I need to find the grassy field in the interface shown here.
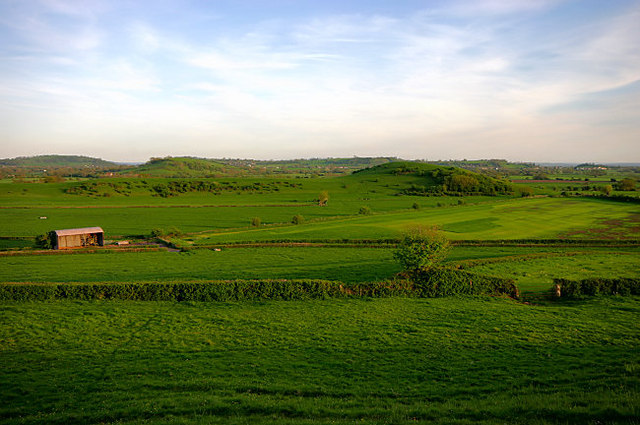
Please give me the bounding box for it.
[2,165,639,424]
[1,297,639,424]
[1,247,638,295]
[188,197,640,243]
[456,250,640,295]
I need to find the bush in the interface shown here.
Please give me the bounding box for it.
[291,214,305,225]
[553,278,640,298]
[359,206,372,215]
[412,202,420,210]
[405,267,519,298]
[394,225,450,272]
[251,217,261,227]
[34,232,55,249]
[0,274,518,302]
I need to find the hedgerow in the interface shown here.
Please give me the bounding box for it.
[0,270,518,301]
[406,268,519,298]
[553,278,640,298]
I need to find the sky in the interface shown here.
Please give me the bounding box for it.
[1,0,639,163]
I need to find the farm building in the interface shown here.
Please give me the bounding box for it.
[54,227,104,249]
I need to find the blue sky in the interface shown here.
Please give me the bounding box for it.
[1,0,639,162]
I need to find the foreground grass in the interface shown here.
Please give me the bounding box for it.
[1,297,639,424]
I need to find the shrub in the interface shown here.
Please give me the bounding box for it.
[393,225,450,272]
[34,232,55,249]
[151,228,165,238]
[553,278,640,298]
[292,214,305,225]
[412,202,420,210]
[405,267,519,298]
[359,206,372,215]
[251,217,261,227]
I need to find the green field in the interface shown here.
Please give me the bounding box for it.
[1,162,639,424]
[1,298,639,424]
[188,197,640,244]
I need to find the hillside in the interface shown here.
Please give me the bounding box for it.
[351,161,513,195]
[0,155,117,168]
[129,156,240,177]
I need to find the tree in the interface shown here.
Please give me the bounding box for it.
[359,206,372,215]
[251,217,261,227]
[600,185,613,196]
[517,186,534,197]
[617,178,636,191]
[318,190,329,206]
[292,214,305,224]
[34,232,54,249]
[393,225,450,272]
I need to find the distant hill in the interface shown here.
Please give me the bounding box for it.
[0,155,117,168]
[129,156,240,177]
[352,161,513,195]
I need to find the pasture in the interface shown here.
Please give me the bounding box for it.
[1,166,639,424]
[1,297,639,424]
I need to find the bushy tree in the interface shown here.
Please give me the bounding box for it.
[393,225,450,272]
[359,206,372,215]
[600,185,613,196]
[292,214,305,224]
[617,178,636,191]
[318,190,329,206]
[251,217,261,227]
[34,232,54,249]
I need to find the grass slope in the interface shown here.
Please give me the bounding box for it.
[0,155,117,167]
[131,157,240,177]
[1,298,638,424]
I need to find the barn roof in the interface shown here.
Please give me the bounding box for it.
[54,227,104,237]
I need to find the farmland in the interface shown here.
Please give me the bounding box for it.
[1,158,639,424]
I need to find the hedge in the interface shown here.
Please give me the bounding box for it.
[553,278,640,298]
[0,270,518,301]
[407,268,519,298]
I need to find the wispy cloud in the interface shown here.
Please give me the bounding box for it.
[0,0,638,161]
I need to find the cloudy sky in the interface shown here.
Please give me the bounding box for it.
[1,0,639,162]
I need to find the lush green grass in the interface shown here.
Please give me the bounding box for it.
[190,197,640,243]
[0,248,399,283]
[1,247,637,292]
[1,297,638,424]
[460,251,640,295]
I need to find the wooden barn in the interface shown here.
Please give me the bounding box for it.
[54,227,104,250]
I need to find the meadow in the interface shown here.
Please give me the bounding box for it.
[1,161,639,424]
[1,298,638,424]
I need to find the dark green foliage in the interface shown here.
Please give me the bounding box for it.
[411,202,420,210]
[0,272,518,301]
[616,178,636,191]
[406,267,519,298]
[394,225,450,271]
[0,279,414,301]
[554,277,640,298]
[291,214,305,224]
[34,231,55,249]
[251,217,261,227]
[358,206,372,215]
[66,179,302,198]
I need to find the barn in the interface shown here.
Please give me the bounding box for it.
[54,227,104,249]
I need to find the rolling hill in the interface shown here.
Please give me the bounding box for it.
[128,156,241,177]
[0,155,117,168]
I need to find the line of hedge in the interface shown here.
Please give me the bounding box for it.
[406,268,519,298]
[0,269,518,301]
[553,278,640,298]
